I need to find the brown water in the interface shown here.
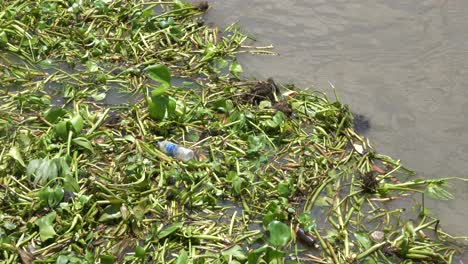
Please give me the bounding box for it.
[203,0,468,241]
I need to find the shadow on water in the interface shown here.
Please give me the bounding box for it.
[352,113,371,135]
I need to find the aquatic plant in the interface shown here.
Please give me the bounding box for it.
[0,0,466,263]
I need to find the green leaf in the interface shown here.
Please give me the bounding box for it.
[354,232,372,250]
[34,160,58,184]
[0,31,8,45]
[3,222,17,230]
[175,249,188,264]
[39,186,64,207]
[99,255,115,264]
[264,111,285,128]
[69,115,83,134]
[151,84,170,97]
[425,182,454,200]
[38,59,54,70]
[35,211,57,241]
[229,61,243,79]
[44,108,68,123]
[158,222,183,239]
[64,174,80,192]
[267,220,291,247]
[167,96,177,118]
[247,134,267,154]
[159,17,175,29]
[221,245,247,260]
[232,177,244,194]
[247,245,268,264]
[54,120,69,140]
[27,159,58,185]
[145,64,171,85]
[72,137,94,152]
[212,57,228,73]
[298,213,316,232]
[277,182,290,197]
[86,61,99,72]
[98,204,122,222]
[8,146,25,167]
[135,246,146,258]
[148,95,169,121]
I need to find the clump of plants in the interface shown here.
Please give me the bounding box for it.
[0,0,466,263]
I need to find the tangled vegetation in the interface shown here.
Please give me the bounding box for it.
[0,0,466,263]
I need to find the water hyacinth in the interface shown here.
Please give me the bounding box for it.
[0,0,466,263]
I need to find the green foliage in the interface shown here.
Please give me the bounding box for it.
[425,181,454,200]
[39,185,64,208]
[158,222,184,239]
[35,211,57,242]
[267,220,291,247]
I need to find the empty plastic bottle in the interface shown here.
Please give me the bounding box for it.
[157,141,195,161]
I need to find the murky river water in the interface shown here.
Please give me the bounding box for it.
[203,0,468,245]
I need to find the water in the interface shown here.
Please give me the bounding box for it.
[202,0,468,246]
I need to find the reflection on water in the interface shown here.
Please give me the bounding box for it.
[203,0,468,245]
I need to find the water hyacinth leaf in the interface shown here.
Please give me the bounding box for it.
[277,182,290,197]
[98,204,122,222]
[99,255,115,264]
[146,64,171,85]
[212,57,228,73]
[264,111,285,128]
[167,96,177,118]
[262,212,275,227]
[92,92,106,101]
[39,186,64,207]
[159,17,175,28]
[214,99,234,113]
[26,159,42,177]
[44,108,68,123]
[38,59,54,69]
[229,61,243,79]
[158,222,183,239]
[27,159,58,185]
[8,146,26,167]
[221,245,247,260]
[175,249,188,264]
[35,211,57,241]
[148,95,169,120]
[54,120,69,140]
[3,222,16,230]
[266,247,285,260]
[69,115,83,134]
[354,232,372,250]
[94,0,109,12]
[56,255,83,264]
[247,135,267,154]
[64,174,80,192]
[151,84,170,97]
[298,213,316,232]
[267,220,291,247]
[54,157,72,178]
[135,246,146,258]
[247,245,268,264]
[72,137,94,152]
[0,31,8,45]
[232,177,244,194]
[425,182,454,200]
[86,61,99,72]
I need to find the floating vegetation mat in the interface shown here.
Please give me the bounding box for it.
[0,0,466,263]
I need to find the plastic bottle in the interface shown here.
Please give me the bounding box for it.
[157,141,195,161]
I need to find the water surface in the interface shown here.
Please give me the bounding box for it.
[203,0,468,243]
